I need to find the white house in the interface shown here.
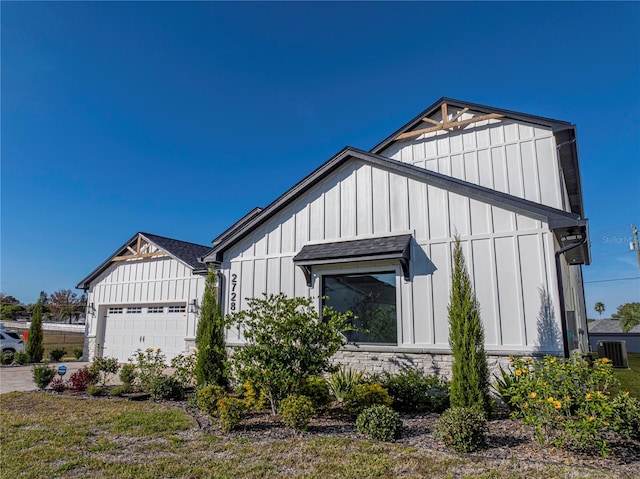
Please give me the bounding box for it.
[77,232,210,362]
[203,98,590,375]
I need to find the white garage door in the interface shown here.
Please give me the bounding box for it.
[102,304,188,363]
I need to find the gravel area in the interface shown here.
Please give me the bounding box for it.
[182,403,640,478]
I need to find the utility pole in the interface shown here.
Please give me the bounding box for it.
[632,224,640,270]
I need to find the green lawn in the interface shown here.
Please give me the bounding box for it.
[613,352,640,397]
[0,392,633,479]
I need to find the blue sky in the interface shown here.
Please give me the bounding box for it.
[2,2,638,316]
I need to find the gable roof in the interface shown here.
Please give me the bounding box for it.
[76,232,210,290]
[370,98,584,218]
[588,319,640,335]
[204,146,589,264]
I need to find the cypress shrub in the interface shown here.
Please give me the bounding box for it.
[26,299,45,363]
[195,268,228,388]
[448,236,491,415]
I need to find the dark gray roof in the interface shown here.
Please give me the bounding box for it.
[294,235,412,264]
[205,147,588,264]
[588,319,640,335]
[76,232,210,290]
[369,98,584,218]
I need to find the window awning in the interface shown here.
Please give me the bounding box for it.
[293,234,412,286]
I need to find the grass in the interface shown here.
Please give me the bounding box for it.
[0,392,633,478]
[613,352,640,397]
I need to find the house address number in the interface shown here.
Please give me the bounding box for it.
[230,274,238,311]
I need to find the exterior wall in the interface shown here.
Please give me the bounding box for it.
[84,252,205,359]
[378,109,566,212]
[220,158,564,356]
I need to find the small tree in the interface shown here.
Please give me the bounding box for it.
[228,293,352,414]
[448,236,491,415]
[594,302,605,319]
[26,299,45,363]
[195,269,228,388]
[612,302,640,333]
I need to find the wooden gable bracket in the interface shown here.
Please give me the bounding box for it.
[395,103,504,141]
[113,235,167,262]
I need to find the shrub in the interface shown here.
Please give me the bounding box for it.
[110,383,133,397]
[448,236,491,415]
[611,392,640,441]
[170,353,197,388]
[119,363,137,385]
[196,384,226,416]
[12,351,29,365]
[68,367,94,391]
[434,407,487,453]
[345,383,393,415]
[242,379,268,411]
[493,363,519,411]
[356,404,403,442]
[49,347,67,362]
[1,352,12,365]
[26,299,45,363]
[217,396,246,432]
[49,377,67,392]
[196,268,229,388]
[383,370,450,413]
[148,375,185,401]
[228,294,353,414]
[505,354,623,455]
[129,348,167,392]
[297,376,331,409]
[32,364,56,390]
[73,347,83,360]
[87,385,103,396]
[279,395,315,433]
[327,367,364,403]
[89,357,120,387]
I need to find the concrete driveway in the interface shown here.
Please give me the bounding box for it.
[0,362,91,394]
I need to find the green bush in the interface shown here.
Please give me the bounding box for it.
[1,352,12,365]
[129,348,167,392]
[110,383,133,397]
[73,347,83,360]
[217,396,246,432]
[434,407,487,452]
[242,379,268,411]
[148,375,185,401]
[49,347,67,362]
[87,385,103,396]
[279,395,315,433]
[356,404,402,442]
[227,294,352,414]
[12,351,29,365]
[119,363,137,385]
[345,383,393,415]
[297,376,331,409]
[327,367,365,403]
[196,384,226,416]
[611,392,640,441]
[26,299,44,363]
[89,357,120,387]
[383,370,450,413]
[170,353,197,388]
[32,364,56,390]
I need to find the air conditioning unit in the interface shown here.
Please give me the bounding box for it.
[597,341,629,369]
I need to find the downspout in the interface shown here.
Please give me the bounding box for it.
[554,236,587,358]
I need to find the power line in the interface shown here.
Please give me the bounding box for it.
[584,277,640,284]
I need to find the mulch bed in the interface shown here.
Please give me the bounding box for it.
[179,402,640,478]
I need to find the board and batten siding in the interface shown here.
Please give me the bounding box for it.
[221,158,563,354]
[379,109,569,213]
[85,252,205,342]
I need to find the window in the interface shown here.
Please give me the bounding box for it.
[322,272,397,345]
[126,307,142,314]
[147,306,164,314]
[108,307,123,314]
[168,305,186,313]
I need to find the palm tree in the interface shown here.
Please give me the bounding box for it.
[594,302,605,319]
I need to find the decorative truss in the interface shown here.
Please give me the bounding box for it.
[113,235,167,262]
[395,103,504,141]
